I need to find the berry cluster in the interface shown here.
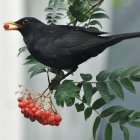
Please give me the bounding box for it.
[17,95,62,126]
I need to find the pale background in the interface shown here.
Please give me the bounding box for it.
[0,0,140,140]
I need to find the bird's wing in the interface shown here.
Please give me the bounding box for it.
[50,26,108,55]
[34,25,109,56]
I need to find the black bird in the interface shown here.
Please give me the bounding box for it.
[4,17,140,72]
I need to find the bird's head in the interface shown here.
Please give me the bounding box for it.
[4,17,45,36]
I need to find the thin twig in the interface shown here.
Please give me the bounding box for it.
[76,97,110,123]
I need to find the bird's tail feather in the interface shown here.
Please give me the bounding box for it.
[111,32,140,40]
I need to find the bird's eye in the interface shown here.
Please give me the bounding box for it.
[23,19,29,25]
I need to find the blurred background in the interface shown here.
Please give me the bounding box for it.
[0,0,140,140]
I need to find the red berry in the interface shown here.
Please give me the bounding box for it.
[44,110,51,117]
[35,111,42,118]
[49,116,55,122]
[18,102,27,108]
[55,115,62,122]
[21,109,26,114]
[32,107,37,113]
[26,96,32,100]
[17,97,23,102]
[27,103,34,109]
[3,23,9,30]
[54,122,60,126]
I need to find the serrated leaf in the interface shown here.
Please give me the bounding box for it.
[130,75,140,82]
[109,68,127,80]
[65,97,75,107]
[56,13,64,16]
[105,123,112,140]
[101,106,125,118]
[84,107,92,120]
[129,121,140,128]
[96,82,112,102]
[120,66,140,78]
[93,8,105,12]
[120,78,136,94]
[96,70,110,81]
[54,80,80,107]
[17,47,27,57]
[24,59,38,65]
[44,7,54,11]
[26,55,34,60]
[132,112,140,118]
[120,126,129,140]
[92,98,106,110]
[27,64,47,78]
[93,116,101,140]
[54,16,62,19]
[91,13,109,19]
[80,73,92,81]
[88,27,100,32]
[109,109,134,123]
[89,20,102,29]
[83,83,93,105]
[69,5,88,22]
[109,80,124,99]
[30,68,46,78]
[75,103,85,112]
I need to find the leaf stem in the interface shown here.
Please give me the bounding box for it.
[76,97,110,123]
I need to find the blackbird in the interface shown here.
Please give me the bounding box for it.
[4,17,140,72]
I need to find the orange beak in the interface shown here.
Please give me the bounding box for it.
[3,22,22,30]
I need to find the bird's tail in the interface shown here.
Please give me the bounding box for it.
[110,32,140,41]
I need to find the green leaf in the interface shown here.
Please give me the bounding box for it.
[130,75,140,82]
[92,98,106,110]
[101,106,125,118]
[109,68,127,80]
[129,121,140,128]
[88,27,100,32]
[120,78,136,94]
[69,5,88,22]
[55,80,80,107]
[93,116,101,140]
[89,20,102,29]
[109,109,134,123]
[83,83,93,105]
[80,73,92,81]
[17,47,27,57]
[91,13,109,19]
[54,16,62,19]
[84,107,92,120]
[131,112,140,120]
[27,64,46,78]
[120,126,129,140]
[109,80,124,99]
[75,103,85,112]
[26,55,34,60]
[65,97,75,107]
[96,70,110,81]
[120,66,140,78]
[96,82,112,102]
[93,8,105,12]
[24,59,38,65]
[105,123,112,140]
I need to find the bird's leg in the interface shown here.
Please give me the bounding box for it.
[49,68,77,90]
[46,68,51,85]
